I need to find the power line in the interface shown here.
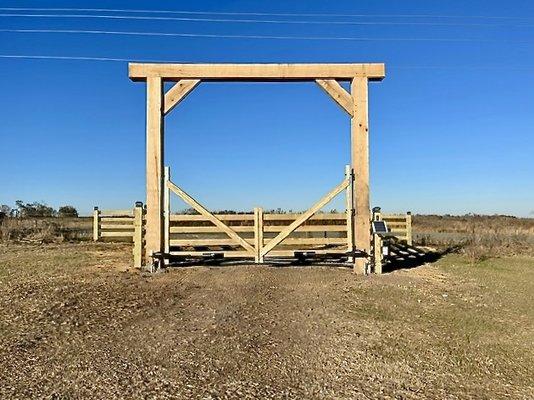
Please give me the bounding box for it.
[0,29,530,43]
[2,54,534,71]
[0,12,532,27]
[0,54,143,62]
[0,7,531,21]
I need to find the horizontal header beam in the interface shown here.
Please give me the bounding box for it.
[129,63,385,82]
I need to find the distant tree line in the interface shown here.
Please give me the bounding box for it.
[0,201,78,219]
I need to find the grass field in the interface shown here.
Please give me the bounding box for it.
[0,243,532,399]
[2,214,533,253]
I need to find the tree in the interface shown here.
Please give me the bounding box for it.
[15,200,56,217]
[0,205,11,219]
[181,207,199,215]
[58,205,78,218]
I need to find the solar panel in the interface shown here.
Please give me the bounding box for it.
[372,220,388,234]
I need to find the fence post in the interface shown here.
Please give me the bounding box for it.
[93,206,100,241]
[254,207,264,263]
[133,201,144,268]
[406,211,412,246]
[345,165,354,262]
[373,233,383,274]
[371,207,383,274]
[164,166,170,255]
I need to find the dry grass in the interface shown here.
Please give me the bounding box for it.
[414,214,534,234]
[2,214,533,264]
[0,217,92,243]
[413,214,534,261]
[0,243,532,399]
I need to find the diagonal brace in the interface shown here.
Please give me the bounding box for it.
[167,180,255,254]
[315,79,353,117]
[164,79,200,115]
[261,177,350,257]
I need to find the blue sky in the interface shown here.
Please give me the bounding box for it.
[0,0,533,216]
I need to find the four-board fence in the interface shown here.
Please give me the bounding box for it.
[93,202,411,271]
[93,203,145,268]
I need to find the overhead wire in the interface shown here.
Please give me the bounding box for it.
[1,54,534,71]
[0,28,530,43]
[1,7,532,68]
[0,12,532,27]
[0,7,531,21]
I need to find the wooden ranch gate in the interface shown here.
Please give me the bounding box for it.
[129,62,385,273]
[92,202,412,274]
[164,165,356,264]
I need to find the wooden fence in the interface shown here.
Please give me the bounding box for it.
[94,203,411,269]
[168,212,349,259]
[371,208,413,274]
[167,213,411,254]
[163,166,356,264]
[93,203,145,267]
[382,213,412,245]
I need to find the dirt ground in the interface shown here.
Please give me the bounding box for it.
[0,243,532,399]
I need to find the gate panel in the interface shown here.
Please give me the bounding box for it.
[163,166,354,263]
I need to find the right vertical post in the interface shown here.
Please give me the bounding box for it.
[164,166,171,255]
[93,206,100,241]
[372,207,383,274]
[145,77,165,262]
[254,207,264,263]
[351,77,371,274]
[406,211,413,245]
[345,165,355,260]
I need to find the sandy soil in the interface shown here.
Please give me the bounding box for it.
[0,243,532,399]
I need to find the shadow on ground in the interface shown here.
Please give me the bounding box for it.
[382,238,460,273]
[163,238,461,273]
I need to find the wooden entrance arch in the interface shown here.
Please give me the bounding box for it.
[129,63,385,273]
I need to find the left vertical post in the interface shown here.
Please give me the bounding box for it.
[145,77,164,262]
[133,201,144,268]
[93,206,100,241]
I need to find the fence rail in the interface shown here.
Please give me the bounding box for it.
[382,213,412,245]
[168,211,350,261]
[93,203,145,267]
[93,204,411,268]
[93,207,135,241]
[167,211,411,261]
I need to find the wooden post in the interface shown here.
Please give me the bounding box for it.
[145,77,164,261]
[351,77,371,274]
[345,165,354,260]
[406,211,413,246]
[133,201,144,268]
[373,234,383,274]
[254,207,264,263]
[164,166,170,255]
[372,207,383,274]
[93,206,100,241]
